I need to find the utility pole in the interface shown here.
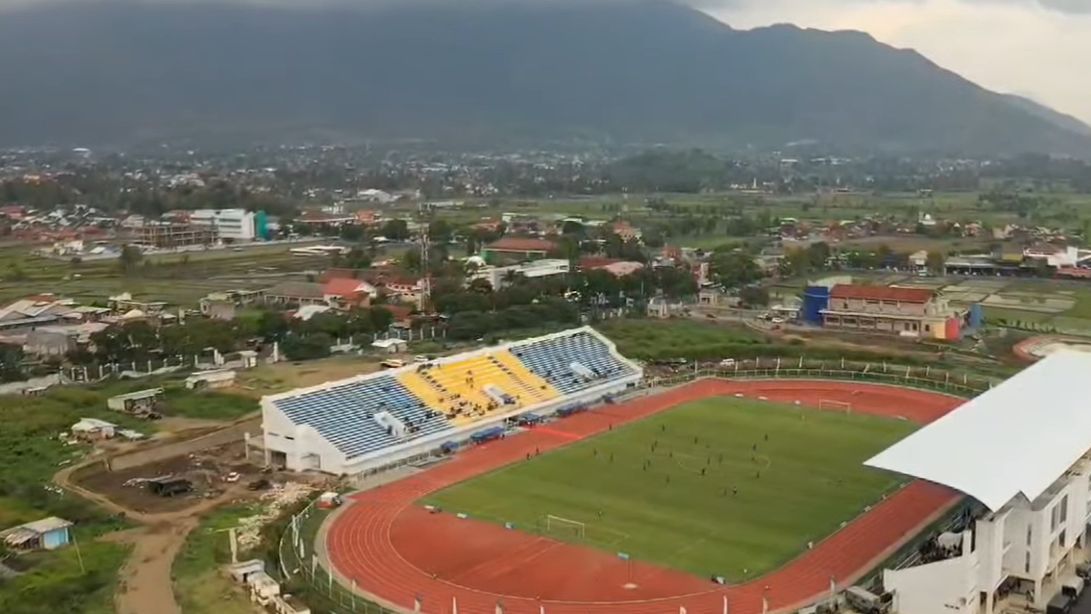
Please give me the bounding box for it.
[417,201,432,312]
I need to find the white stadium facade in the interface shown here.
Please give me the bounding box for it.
[261,327,642,475]
[869,350,1091,614]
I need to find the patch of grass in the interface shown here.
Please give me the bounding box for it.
[158,385,259,420]
[173,504,260,614]
[1063,290,1091,321]
[982,307,1055,325]
[596,318,764,361]
[0,535,129,614]
[424,398,914,580]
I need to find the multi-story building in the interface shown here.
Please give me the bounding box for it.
[189,209,257,242]
[138,223,217,248]
[819,284,962,340]
[870,351,1091,614]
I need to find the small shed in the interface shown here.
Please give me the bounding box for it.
[147,477,193,497]
[71,418,117,440]
[185,369,236,390]
[371,338,408,354]
[0,516,73,551]
[107,388,164,413]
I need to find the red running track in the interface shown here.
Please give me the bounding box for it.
[327,379,964,614]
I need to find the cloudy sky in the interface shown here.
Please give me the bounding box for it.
[697,0,1091,124]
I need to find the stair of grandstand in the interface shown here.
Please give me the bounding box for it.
[489,351,559,404]
[511,331,637,394]
[272,375,452,459]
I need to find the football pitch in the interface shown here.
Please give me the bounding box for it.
[422,398,916,581]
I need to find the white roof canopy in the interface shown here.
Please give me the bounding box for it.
[866,351,1091,511]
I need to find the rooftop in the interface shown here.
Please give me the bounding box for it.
[866,351,1091,511]
[485,237,556,252]
[830,284,935,304]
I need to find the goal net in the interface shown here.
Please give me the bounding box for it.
[818,399,852,413]
[544,514,586,539]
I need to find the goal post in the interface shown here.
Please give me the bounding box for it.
[544,514,586,539]
[818,399,852,413]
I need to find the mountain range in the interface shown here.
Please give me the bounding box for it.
[0,0,1089,155]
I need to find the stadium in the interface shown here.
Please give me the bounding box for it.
[267,330,1091,614]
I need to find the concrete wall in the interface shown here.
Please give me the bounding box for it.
[108,418,261,471]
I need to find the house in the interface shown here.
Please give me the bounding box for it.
[481,237,556,264]
[580,257,644,278]
[23,322,109,357]
[469,259,571,289]
[294,210,355,227]
[71,418,117,440]
[107,292,167,315]
[819,284,963,340]
[371,338,408,354]
[376,276,426,304]
[1,517,73,551]
[292,305,333,321]
[322,278,376,308]
[354,209,382,225]
[199,290,265,320]
[264,282,327,307]
[0,297,82,333]
[356,189,395,204]
[609,221,642,242]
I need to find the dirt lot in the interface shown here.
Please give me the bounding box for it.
[74,441,270,514]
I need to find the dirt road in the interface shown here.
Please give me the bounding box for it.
[55,439,257,614]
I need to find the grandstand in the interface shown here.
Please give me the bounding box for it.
[261,327,641,474]
[866,350,1091,614]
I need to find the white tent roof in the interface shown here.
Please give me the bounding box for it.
[866,350,1091,511]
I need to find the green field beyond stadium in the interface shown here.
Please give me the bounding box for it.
[423,398,916,581]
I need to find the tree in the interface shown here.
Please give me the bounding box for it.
[282,333,333,361]
[0,343,24,382]
[402,248,422,273]
[118,244,143,275]
[925,251,946,275]
[738,285,770,307]
[805,242,831,270]
[380,219,410,241]
[711,249,762,287]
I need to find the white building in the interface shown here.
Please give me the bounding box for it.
[189,209,256,242]
[468,258,570,290]
[868,350,1091,614]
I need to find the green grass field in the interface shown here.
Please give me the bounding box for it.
[424,398,915,581]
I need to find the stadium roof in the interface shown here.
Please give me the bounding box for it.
[865,350,1091,511]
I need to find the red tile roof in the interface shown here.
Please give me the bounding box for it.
[485,237,556,252]
[830,284,935,303]
[580,256,624,270]
[323,278,370,298]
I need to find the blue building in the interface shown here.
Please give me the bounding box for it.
[0,516,73,551]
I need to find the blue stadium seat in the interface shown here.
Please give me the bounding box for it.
[273,375,453,459]
[512,331,636,395]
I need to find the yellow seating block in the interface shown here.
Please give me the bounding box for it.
[398,351,563,428]
[397,371,449,411]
